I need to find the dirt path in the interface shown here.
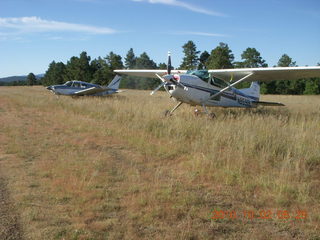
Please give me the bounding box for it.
[0,175,23,240]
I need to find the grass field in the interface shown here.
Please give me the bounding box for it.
[0,86,319,239]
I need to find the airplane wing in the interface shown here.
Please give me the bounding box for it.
[73,87,106,96]
[208,66,320,82]
[115,67,320,82]
[114,69,187,78]
[207,66,320,101]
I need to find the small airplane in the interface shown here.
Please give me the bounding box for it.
[115,53,320,117]
[46,75,122,97]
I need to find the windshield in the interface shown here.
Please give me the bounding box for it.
[64,81,72,87]
[186,70,210,82]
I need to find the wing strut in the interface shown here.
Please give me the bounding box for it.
[207,73,254,101]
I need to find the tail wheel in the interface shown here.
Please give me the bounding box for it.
[208,113,216,119]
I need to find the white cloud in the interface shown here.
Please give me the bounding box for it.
[0,16,117,35]
[172,31,229,37]
[131,0,225,16]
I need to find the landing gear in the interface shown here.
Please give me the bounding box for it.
[164,102,183,117]
[194,108,201,116]
[163,110,171,117]
[193,105,216,119]
[202,104,216,119]
[164,102,216,119]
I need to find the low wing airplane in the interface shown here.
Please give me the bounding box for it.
[46,75,122,97]
[115,53,320,117]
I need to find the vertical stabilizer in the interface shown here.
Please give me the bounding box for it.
[240,81,260,100]
[106,75,122,90]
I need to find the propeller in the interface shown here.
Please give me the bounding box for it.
[167,51,172,75]
[150,51,172,95]
[150,51,188,95]
[150,81,166,95]
[165,51,188,90]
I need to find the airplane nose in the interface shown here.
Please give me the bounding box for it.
[47,86,53,90]
[163,75,173,82]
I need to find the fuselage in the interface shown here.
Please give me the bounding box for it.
[47,80,115,96]
[163,73,259,108]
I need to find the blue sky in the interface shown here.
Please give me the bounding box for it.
[0,0,319,77]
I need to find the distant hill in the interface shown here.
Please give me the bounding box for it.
[0,74,44,83]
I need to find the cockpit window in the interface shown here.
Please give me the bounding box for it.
[186,70,229,88]
[64,81,72,87]
[210,76,229,88]
[72,82,81,88]
[186,70,210,82]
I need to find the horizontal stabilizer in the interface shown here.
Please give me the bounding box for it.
[252,101,285,107]
[115,90,125,93]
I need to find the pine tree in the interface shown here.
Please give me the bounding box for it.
[179,40,200,69]
[64,52,92,82]
[276,54,301,94]
[198,51,210,69]
[27,72,37,86]
[91,57,110,85]
[135,52,159,89]
[135,52,157,69]
[42,61,66,86]
[106,51,123,70]
[277,54,296,67]
[78,51,92,82]
[158,63,167,69]
[240,47,268,68]
[206,43,234,69]
[125,48,136,69]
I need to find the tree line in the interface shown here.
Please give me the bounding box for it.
[0,73,41,86]
[40,41,319,94]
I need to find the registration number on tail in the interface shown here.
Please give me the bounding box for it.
[237,96,251,106]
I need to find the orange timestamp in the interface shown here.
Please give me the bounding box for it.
[211,209,308,220]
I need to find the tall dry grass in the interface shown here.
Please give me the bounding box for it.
[0,86,319,239]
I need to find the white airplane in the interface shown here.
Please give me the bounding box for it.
[46,75,122,97]
[115,53,320,117]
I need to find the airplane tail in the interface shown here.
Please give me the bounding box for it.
[106,75,122,90]
[240,81,260,100]
[240,82,285,107]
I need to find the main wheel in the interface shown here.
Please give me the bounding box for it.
[163,110,171,117]
[194,108,201,116]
